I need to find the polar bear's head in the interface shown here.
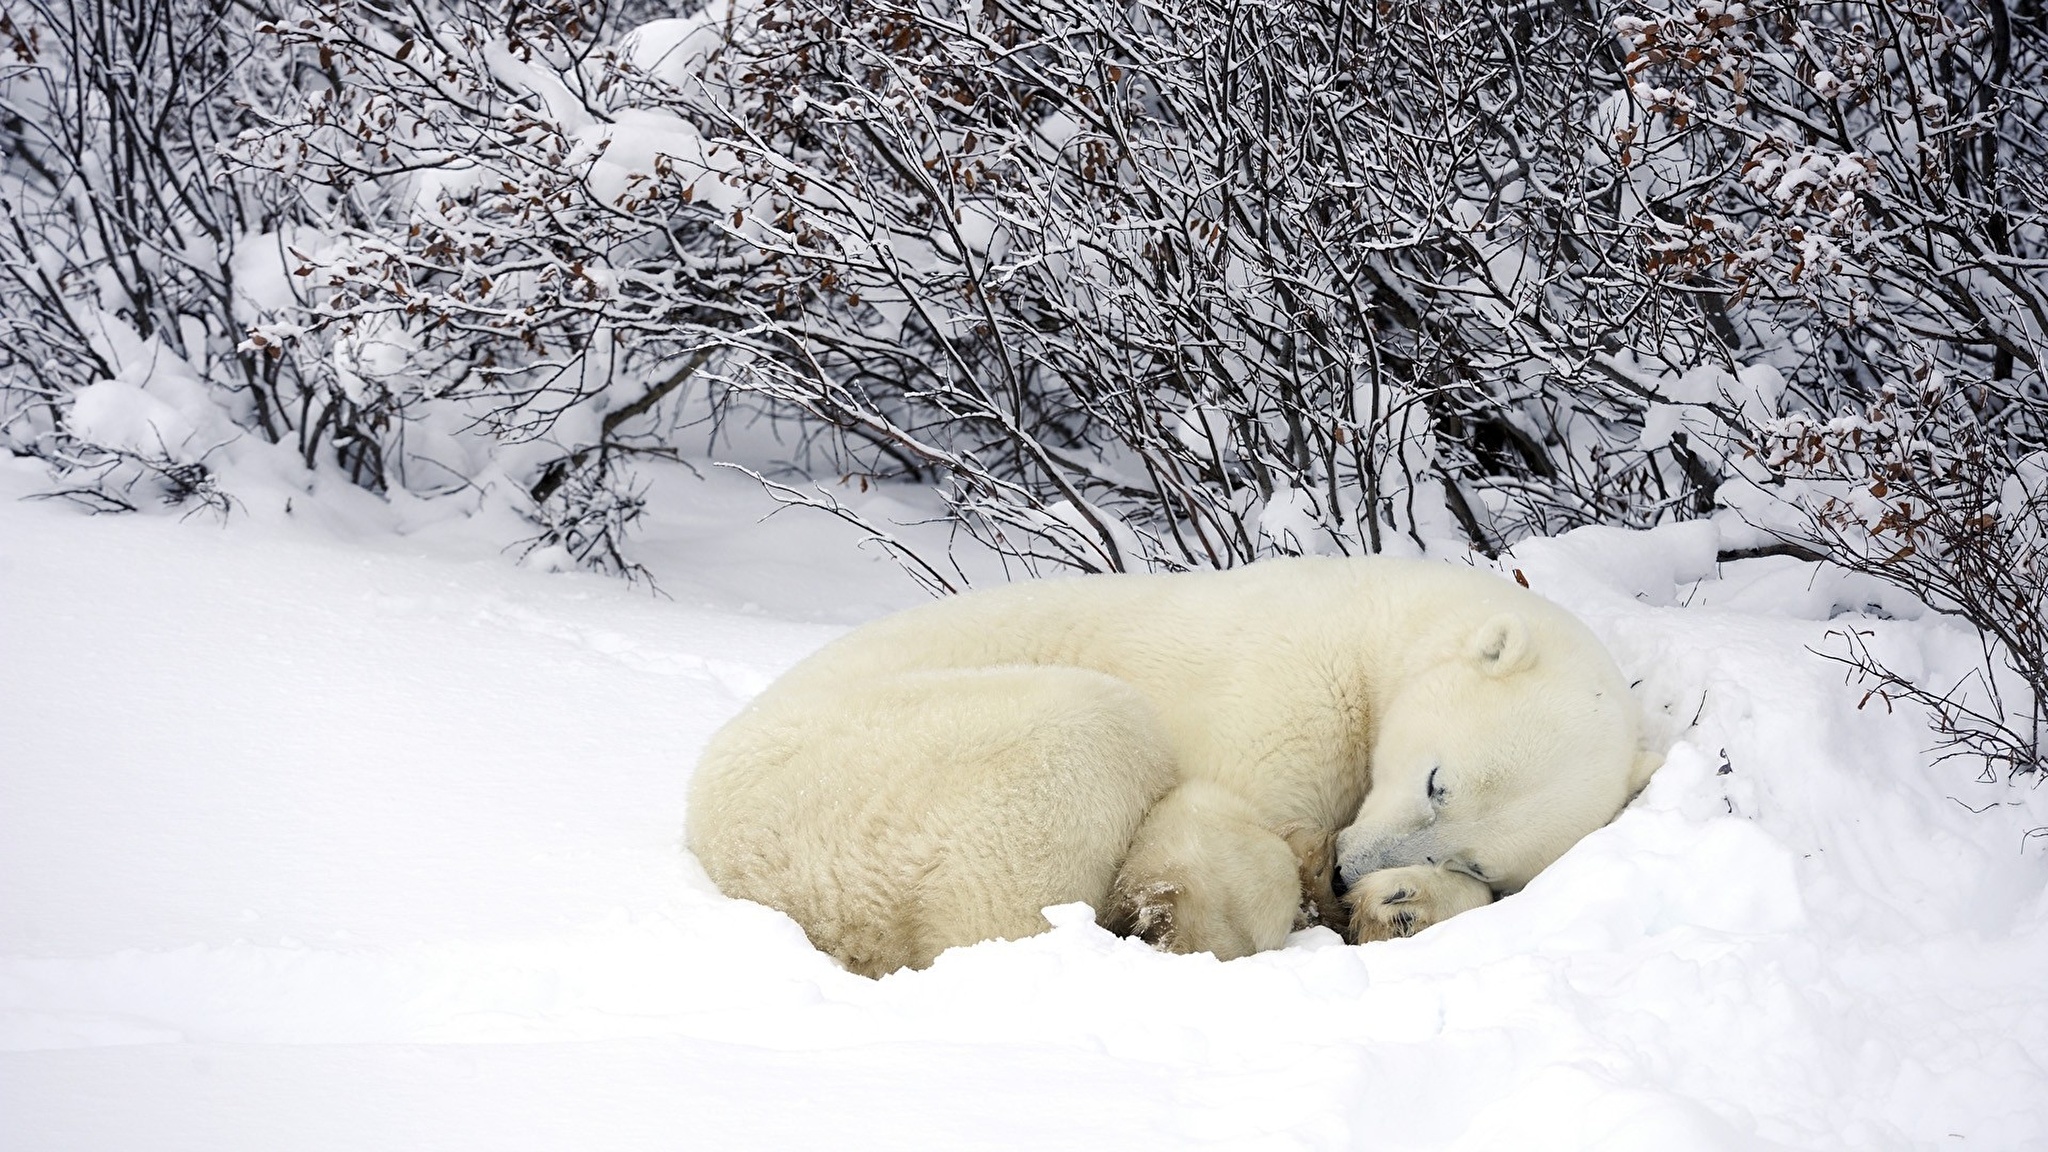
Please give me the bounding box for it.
[1334,612,1653,898]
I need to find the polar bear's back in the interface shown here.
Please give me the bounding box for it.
[767,556,1590,691]
[687,665,1177,976]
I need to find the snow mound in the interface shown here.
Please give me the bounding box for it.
[2,465,2045,1149]
[67,381,204,462]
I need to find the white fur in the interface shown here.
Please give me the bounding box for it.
[687,558,1651,974]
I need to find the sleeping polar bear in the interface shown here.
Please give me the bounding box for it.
[687,557,1656,976]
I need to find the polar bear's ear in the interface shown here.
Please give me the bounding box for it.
[1469,614,1536,676]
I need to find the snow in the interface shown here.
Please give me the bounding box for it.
[3,458,2047,1149]
[620,0,756,89]
[66,381,203,462]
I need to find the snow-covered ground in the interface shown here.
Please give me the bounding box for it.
[3,455,2046,1150]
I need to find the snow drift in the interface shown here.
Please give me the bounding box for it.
[1,458,2045,1149]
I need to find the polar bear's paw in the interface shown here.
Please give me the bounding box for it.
[1279,825,1344,932]
[1345,865,1494,943]
[1099,879,1184,950]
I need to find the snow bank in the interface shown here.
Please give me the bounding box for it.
[2,458,2045,1149]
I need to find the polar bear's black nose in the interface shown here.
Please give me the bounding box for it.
[1330,868,1350,899]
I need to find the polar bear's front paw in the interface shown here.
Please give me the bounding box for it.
[1345,865,1493,943]
[1283,826,1344,933]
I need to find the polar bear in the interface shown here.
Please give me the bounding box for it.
[686,557,1655,976]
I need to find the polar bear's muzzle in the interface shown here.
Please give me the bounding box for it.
[1335,825,1453,890]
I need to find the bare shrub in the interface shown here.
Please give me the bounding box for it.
[9,0,2043,775]
[0,0,361,496]
[1615,0,2048,773]
[694,0,1726,571]
[231,0,1744,575]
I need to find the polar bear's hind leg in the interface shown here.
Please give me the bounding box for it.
[906,677,1176,965]
[1102,779,1301,961]
[691,665,1177,977]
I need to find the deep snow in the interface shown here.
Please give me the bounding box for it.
[2,455,2046,1150]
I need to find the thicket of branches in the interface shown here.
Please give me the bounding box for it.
[0,0,401,508]
[0,0,2042,770]
[694,0,1726,573]
[1615,0,2047,771]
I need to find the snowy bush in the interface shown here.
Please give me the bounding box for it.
[0,0,364,507]
[687,0,1737,570]
[2,0,2042,761]
[215,0,1730,573]
[1613,0,2048,771]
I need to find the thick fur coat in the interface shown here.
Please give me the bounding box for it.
[687,558,1655,976]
